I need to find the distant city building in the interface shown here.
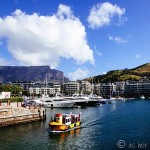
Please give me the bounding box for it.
[80,81,92,94]
[114,81,125,97]
[99,83,116,98]
[124,79,150,98]
[6,77,150,98]
[12,81,34,90]
[12,81,34,94]
[94,83,101,95]
[64,81,79,95]
[29,82,61,96]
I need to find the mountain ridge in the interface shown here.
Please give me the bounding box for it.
[85,63,150,83]
[0,66,69,84]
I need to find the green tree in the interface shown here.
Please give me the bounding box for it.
[0,84,22,96]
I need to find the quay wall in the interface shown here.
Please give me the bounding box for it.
[0,102,46,127]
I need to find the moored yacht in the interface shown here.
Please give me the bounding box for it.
[65,97,88,107]
[27,96,74,108]
[87,96,102,106]
[71,93,103,106]
[42,97,74,108]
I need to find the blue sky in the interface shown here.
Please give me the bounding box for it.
[0,0,150,80]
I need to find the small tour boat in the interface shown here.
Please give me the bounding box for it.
[49,113,81,132]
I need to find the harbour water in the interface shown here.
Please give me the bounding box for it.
[0,99,150,150]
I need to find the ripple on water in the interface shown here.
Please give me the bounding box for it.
[0,100,150,150]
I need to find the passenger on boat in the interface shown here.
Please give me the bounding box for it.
[54,117,56,122]
[50,117,53,122]
[57,118,60,123]
[72,117,75,123]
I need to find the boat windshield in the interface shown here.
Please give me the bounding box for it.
[45,100,52,102]
[53,99,66,101]
[53,99,59,101]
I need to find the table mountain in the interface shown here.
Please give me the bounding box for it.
[0,66,69,84]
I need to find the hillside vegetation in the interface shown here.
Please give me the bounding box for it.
[86,63,150,83]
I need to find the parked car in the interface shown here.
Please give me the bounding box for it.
[22,99,43,107]
[26,101,37,106]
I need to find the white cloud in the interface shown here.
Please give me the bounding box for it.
[102,71,107,75]
[0,57,14,65]
[87,2,126,29]
[0,4,94,68]
[95,50,102,56]
[68,68,90,81]
[57,4,73,19]
[108,35,128,44]
[93,45,102,57]
[136,54,141,59]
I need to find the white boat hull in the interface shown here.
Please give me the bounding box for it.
[43,102,74,108]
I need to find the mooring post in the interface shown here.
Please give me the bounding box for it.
[7,100,10,106]
[43,109,46,120]
[43,110,44,119]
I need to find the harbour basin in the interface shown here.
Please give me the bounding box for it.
[0,99,150,150]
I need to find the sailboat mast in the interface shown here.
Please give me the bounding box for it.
[62,73,64,96]
[110,79,111,98]
[45,74,47,96]
[54,76,56,89]
[91,77,93,96]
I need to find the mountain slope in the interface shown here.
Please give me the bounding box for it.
[86,63,150,83]
[0,66,69,84]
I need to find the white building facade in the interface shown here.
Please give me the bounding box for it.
[29,83,61,96]
[80,81,92,94]
[64,81,80,95]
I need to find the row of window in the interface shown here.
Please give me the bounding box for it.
[29,88,60,94]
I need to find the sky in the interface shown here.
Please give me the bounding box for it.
[0,0,150,81]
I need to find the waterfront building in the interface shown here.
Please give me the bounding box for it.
[124,79,150,98]
[99,83,116,98]
[12,81,34,94]
[63,81,79,95]
[29,82,61,96]
[114,81,125,97]
[94,83,101,95]
[4,77,150,98]
[80,81,92,94]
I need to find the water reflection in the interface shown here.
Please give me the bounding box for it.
[49,128,80,139]
[48,128,81,150]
